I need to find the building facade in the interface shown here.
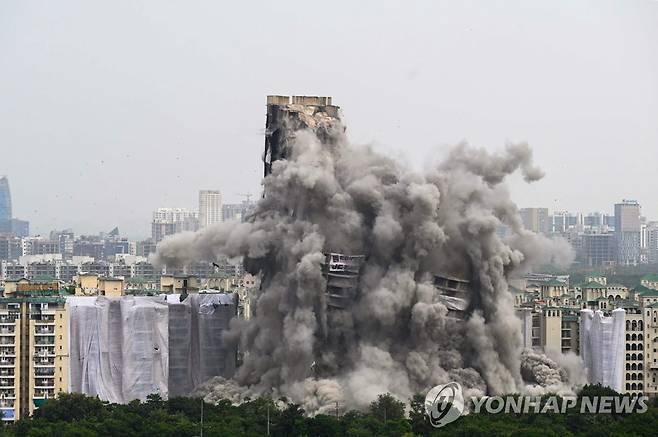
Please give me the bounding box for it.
[0,280,68,421]
[615,200,642,265]
[519,208,550,235]
[0,177,11,222]
[199,190,222,228]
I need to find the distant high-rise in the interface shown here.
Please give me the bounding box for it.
[0,176,12,221]
[198,190,222,228]
[550,211,581,234]
[614,200,641,265]
[519,208,549,235]
[151,208,198,242]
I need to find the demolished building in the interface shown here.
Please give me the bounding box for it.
[264,95,342,177]
[152,94,577,413]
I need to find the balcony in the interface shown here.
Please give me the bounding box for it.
[33,389,55,398]
[34,317,55,324]
[0,329,15,336]
[34,379,55,389]
[34,338,55,346]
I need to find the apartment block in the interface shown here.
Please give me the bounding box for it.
[0,279,68,421]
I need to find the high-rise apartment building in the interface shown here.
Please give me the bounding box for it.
[615,200,641,265]
[198,190,222,229]
[151,208,199,243]
[519,208,549,235]
[646,222,658,264]
[0,279,68,421]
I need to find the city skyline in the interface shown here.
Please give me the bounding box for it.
[3,173,655,241]
[2,1,657,237]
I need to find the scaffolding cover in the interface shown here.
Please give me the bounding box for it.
[579,308,625,392]
[67,294,236,403]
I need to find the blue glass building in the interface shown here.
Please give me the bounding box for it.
[0,176,11,221]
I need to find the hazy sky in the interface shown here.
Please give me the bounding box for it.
[1,0,657,239]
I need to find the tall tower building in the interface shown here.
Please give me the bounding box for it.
[151,208,198,242]
[0,176,11,221]
[264,95,341,177]
[519,208,549,235]
[614,200,641,265]
[198,190,222,229]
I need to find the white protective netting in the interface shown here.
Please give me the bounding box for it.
[579,308,625,392]
[67,293,236,403]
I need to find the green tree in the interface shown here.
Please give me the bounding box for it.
[369,393,405,423]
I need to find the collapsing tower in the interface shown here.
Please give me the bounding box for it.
[264,95,342,177]
[264,96,365,310]
[322,253,365,310]
[263,96,472,318]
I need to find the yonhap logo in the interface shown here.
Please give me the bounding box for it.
[424,382,465,428]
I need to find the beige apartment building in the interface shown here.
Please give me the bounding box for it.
[0,280,68,421]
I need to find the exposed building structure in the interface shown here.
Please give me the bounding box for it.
[264,95,341,177]
[433,274,471,318]
[321,253,364,310]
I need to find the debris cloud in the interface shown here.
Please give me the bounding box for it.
[153,116,577,412]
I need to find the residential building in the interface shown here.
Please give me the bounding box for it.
[151,208,198,242]
[519,208,549,235]
[199,190,222,228]
[646,222,658,264]
[136,240,157,258]
[0,237,22,261]
[0,279,68,421]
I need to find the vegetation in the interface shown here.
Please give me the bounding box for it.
[0,386,656,436]
[540,263,658,288]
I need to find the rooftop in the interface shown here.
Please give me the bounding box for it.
[634,285,658,297]
[640,274,658,283]
[579,281,607,289]
[543,279,567,287]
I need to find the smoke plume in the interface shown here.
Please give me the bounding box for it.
[152,116,577,412]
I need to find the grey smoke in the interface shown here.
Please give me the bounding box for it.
[152,116,577,412]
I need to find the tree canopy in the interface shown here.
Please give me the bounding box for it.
[0,385,655,436]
